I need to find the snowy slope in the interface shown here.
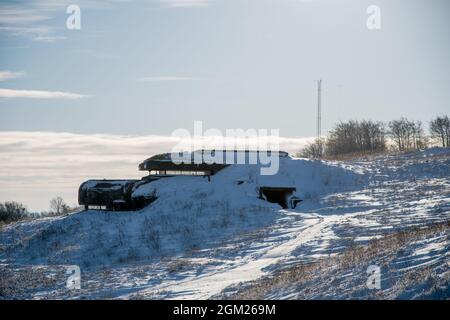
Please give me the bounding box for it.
[0,148,448,299]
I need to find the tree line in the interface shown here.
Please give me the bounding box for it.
[0,196,78,226]
[301,115,450,158]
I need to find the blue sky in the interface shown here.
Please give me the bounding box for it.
[0,0,448,136]
[0,0,449,210]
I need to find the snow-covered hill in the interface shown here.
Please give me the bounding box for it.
[1,148,449,299]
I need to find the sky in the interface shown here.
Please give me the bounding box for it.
[0,0,449,210]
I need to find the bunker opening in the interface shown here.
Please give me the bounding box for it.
[259,186,302,209]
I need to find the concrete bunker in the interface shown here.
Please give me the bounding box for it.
[79,150,291,211]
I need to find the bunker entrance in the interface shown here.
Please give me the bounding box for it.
[259,186,298,209]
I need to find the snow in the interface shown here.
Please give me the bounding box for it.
[0,148,449,299]
[412,238,447,257]
[354,235,383,242]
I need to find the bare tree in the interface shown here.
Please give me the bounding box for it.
[325,120,385,156]
[411,121,428,150]
[49,196,70,216]
[389,117,427,151]
[360,120,386,153]
[299,138,325,158]
[389,118,407,151]
[430,115,450,147]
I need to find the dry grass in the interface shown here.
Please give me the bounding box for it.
[221,221,449,300]
[322,150,394,161]
[0,266,61,299]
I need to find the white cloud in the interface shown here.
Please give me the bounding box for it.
[0,25,65,42]
[0,25,52,36]
[0,88,90,99]
[159,0,210,8]
[32,35,67,42]
[0,0,208,41]
[0,8,50,24]
[0,1,128,42]
[0,131,313,211]
[0,5,56,41]
[138,76,204,82]
[0,71,25,81]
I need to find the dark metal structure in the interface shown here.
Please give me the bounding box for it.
[78,152,229,211]
[138,158,228,176]
[78,179,160,211]
[138,150,288,176]
[79,180,137,211]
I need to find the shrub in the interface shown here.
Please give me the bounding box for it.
[0,201,28,224]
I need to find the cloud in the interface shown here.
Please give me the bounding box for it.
[0,3,57,41]
[0,8,50,24]
[0,0,208,41]
[0,131,313,211]
[0,25,65,42]
[0,71,25,81]
[0,1,130,42]
[31,35,67,42]
[0,88,90,99]
[159,0,210,8]
[0,25,51,34]
[138,76,204,82]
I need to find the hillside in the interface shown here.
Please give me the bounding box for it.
[1,148,449,299]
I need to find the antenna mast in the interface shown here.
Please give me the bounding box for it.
[317,79,322,156]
